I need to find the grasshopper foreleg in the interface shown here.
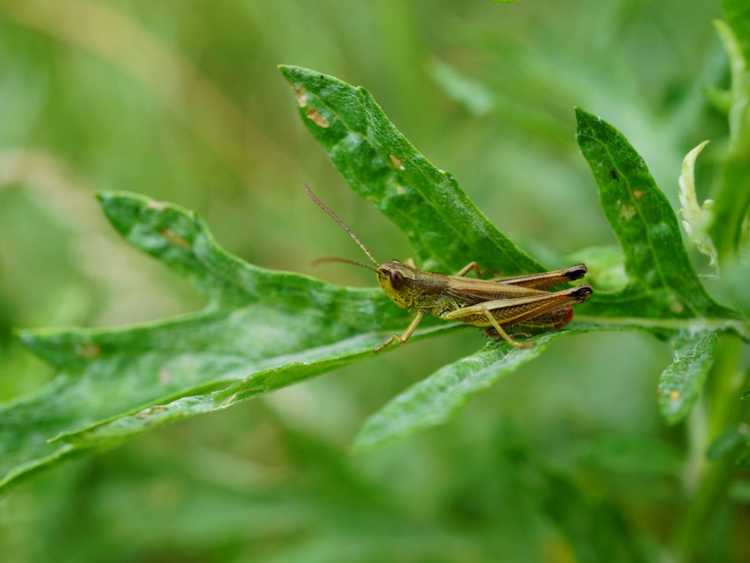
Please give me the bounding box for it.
[454,261,483,277]
[375,311,424,352]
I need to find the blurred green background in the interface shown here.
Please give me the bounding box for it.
[0,0,746,561]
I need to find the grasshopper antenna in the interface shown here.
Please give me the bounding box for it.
[311,256,378,272]
[304,185,379,266]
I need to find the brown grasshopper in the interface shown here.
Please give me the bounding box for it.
[305,186,592,350]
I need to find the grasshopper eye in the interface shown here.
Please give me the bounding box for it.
[390,270,405,289]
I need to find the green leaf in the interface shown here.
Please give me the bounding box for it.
[354,333,561,450]
[730,480,750,503]
[0,191,456,492]
[723,0,750,63]
[710,14,750,260]
[657,331,718,424]
[567,245,627,293]
[722,253,750,315]
[278,65,543,275]
[575,434,682,477]
[539,466,648,563]
[706,426,750,460]
[573,109,748,429]
[574,108,740,328]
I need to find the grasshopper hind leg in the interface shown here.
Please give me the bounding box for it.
[485,306,574,340]
[482,310,530,349]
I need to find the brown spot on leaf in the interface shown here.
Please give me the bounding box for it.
[77,343,101,359]
[389,154,405,171]
[147,200,165,210]
[633,189,644,199]
[293,86,308,107]
[160,228,190,249]
[619,203,636,221]
[669,300,685,314]
[136,404,168,420]
[670,389,681,401]
[305,108,329,128]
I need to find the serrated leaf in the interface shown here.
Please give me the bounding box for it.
[279,65,542,275]
[0,192,457,492]
[354,333,560,450]
[573,110,746,429]
[574,108,740,330]
[657,331,718,424]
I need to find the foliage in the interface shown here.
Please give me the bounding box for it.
[4,63,746,494]
[1,1,749,562]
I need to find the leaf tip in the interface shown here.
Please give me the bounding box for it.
[278,64,319,85]
[574,107,598,129]
[95,190,113,204]
[96,189,148,212]
[277,63,295,79]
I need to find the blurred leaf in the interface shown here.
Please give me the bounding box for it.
[657,331,718,424]
[710,14,750,260]
[722,252,750,315]
[278,64,543,275]
[706,425,750,460]
[429,60,494,116]
[723,0,750,62]
[706,86,733,115]
[354,333,560,451]
[539,467,648,563]
[730,479,750,502]
[576,434,682,477]
[567,245,627,293]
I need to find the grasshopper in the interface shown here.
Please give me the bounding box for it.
[305,186,592,350]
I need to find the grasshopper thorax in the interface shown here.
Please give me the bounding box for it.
[376,260,420,309]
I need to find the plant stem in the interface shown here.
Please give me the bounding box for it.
[676,336,746,562]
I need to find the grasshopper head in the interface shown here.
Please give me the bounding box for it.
[376,260,418,308]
